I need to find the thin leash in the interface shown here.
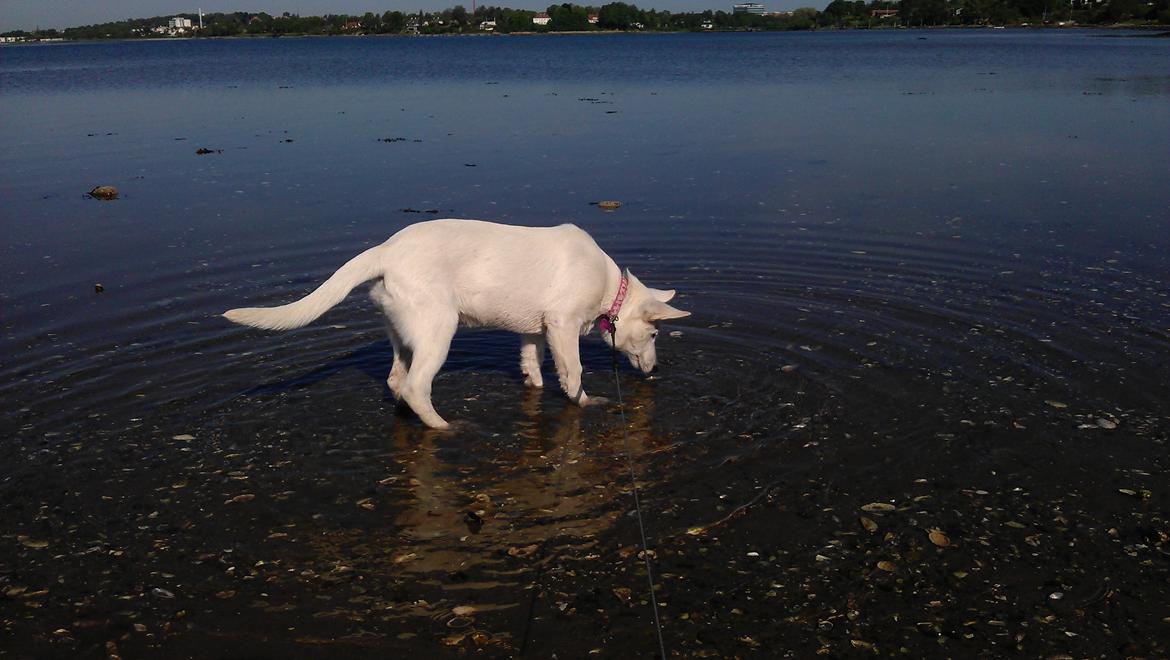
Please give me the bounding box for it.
[609,319,669,660]
[517,351,668,658]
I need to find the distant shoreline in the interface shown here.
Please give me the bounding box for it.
[3,24,1168,45]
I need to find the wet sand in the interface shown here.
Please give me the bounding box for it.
[3,354,1167,658]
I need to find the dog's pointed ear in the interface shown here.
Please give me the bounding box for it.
[626,271,676,303]
[648,288,676,303]
[647,300,690,321]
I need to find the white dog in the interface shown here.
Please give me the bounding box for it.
[224,219,690,429]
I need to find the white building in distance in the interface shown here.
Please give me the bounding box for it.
[733,3,767,14]
[168,17,193,29]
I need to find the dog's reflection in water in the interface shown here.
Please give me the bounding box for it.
[386,381,662,583]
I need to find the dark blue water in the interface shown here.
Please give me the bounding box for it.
[1,31,1168,657]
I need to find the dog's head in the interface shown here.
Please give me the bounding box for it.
[602,271,691,374]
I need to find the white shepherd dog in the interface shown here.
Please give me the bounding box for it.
[224,219,690,428]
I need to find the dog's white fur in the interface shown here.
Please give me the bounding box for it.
[224,219,690,429]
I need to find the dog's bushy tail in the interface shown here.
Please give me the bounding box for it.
[223,246,382,331]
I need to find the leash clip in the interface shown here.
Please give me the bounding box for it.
[599,314,617,336]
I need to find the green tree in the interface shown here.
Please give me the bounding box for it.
[548,3,591,29]
[599,2,637,28]
[381,11,407,32]
[451,4,469,27]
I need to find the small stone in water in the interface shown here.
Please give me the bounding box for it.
[508,544,539,558]
[1045,400,1068,409]
[172,434,195,441]
[152,587,175,599]
[859,516,878,533]
[1096,418,1117,429]
[17,536,48,549]
[928,529,950,547]
[877,560,896,572]
[861,502,896,513]
[452,605,476,616]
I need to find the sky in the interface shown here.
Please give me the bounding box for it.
[1,0,820,32]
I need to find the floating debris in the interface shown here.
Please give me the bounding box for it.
[1045,400,1069,409]
[861,502,896,513]
[94,283,104,294]
[195,148,222,155]
[595,200,622,210]
[860,516,878,533]
[88,185,118,200]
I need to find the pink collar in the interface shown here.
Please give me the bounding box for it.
[598,271,628,336]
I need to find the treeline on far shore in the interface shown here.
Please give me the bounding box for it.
[5,0,1169,41]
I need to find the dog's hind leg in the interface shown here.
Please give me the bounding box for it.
[398,310,457,429]
[370,282,410,400]
[520,333,545,388]
[386,329,411,401]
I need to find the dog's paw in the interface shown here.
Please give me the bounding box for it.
[437,419,475,434]
[583,396,610,407]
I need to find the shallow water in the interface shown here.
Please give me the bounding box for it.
[1,31,1168,657]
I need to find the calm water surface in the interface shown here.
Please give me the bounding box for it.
[1,31,1168,656]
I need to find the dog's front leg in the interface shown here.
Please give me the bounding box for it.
[546,323,605,407]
